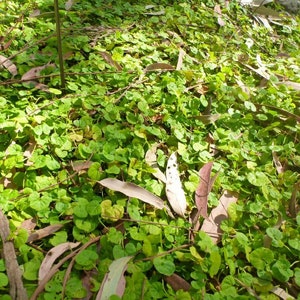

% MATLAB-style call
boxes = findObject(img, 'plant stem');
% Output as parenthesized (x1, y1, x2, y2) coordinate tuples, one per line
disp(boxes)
(54, 0, 66, 90)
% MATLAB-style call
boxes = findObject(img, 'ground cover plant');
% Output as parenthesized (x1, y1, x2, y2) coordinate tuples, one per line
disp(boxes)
(0, 0, 300, 299)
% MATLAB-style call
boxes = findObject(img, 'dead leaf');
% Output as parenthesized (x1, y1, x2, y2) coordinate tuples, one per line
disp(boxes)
(99, 51, 122, 71)
(193, 114, 221, 125)
(145, 63, 174, 72)
(21, 63, 55, 81)
(38, 242, 81, 282)
(176, 48, 185, 70)
(272, 151, 285, 174)
(164, 273, 191, 291)
(145, 144, 166, 183)
(65, 0, 75, 10)
(71, 160, 93, 172)
(0, 54, 18, 76)
(144, 6, 165, 16)
(27, 224, 64, 243)
(201, 190, 238, 244)
(271, 286, 295, 300)
(165, 153, 187, 217)
(20, 219, 37, 232)
(289, 182, 299, 218)
(96, 256, 133, 300)
(99, 178, 174, 217)
(243, 54, 271, 80)
(195, 162, 215, 219)
(29, 9, 41, 17)
(214, 4, 226, 26)
(24, 138, 37, 166)
(279, 80, 300, 91)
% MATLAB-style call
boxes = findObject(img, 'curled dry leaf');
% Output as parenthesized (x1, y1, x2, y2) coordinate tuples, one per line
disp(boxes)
(39, 242, 81, 282)
(165, 152, 187, 217)
(99, 178, 173, 217)
(96, 256, 133, 300)
(201, 190, 238, 244)
(0, 54, 18, 76)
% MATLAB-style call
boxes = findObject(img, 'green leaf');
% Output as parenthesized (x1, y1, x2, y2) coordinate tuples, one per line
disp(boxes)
(88, 162, 102, 180)
(75, 250, 98, 270)
(209, 250, 221, 277)
(288, 238, 300, 251)
(294, 268, 300, 287)
(153, 257, 175, 276)
(271, 259, 293, 282)
(0, 273, 8, 287)
(249, 248, 274, 270)
(247, 171, 270, 186)
(100, 200, 124, 221)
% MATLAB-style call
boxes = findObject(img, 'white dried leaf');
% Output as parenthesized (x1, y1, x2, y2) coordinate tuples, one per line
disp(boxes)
(165, 153, 187, 217)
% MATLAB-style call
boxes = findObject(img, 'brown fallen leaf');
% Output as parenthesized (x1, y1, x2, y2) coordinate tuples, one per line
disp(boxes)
(195, 162, 215, 219)
(145, 144, 167, 183)
(176, 48, 185, 70)
(99, 178, 174, 217)
(21, 63, 55, 81)
(272, 151, 286, 174)
(214, 4, 226, 26)
(145, 62, 174, 72)
(99, 51, 122, 71)
(71, 160, 93, 172)
(289, 182, 299, 218)
(27, 224, 63, 243)
(21, 218, 37, 232)
(164, 273, 191, 292)
(279, 80, 300, 91)
(201, 190, 238, 244)
(38, 242, 81, 282)
(0, 54, 18, 76)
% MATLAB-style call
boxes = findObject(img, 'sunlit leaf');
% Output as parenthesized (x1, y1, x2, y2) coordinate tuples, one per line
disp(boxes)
(165, 152, 187, 217)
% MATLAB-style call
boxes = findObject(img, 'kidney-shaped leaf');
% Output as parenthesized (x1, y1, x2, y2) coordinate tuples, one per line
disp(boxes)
(96, 256, 133, 300)
(99, 178, 173, 217)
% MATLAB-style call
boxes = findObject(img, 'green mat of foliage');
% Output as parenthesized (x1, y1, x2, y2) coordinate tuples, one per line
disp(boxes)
(0, 1, 299, 299)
